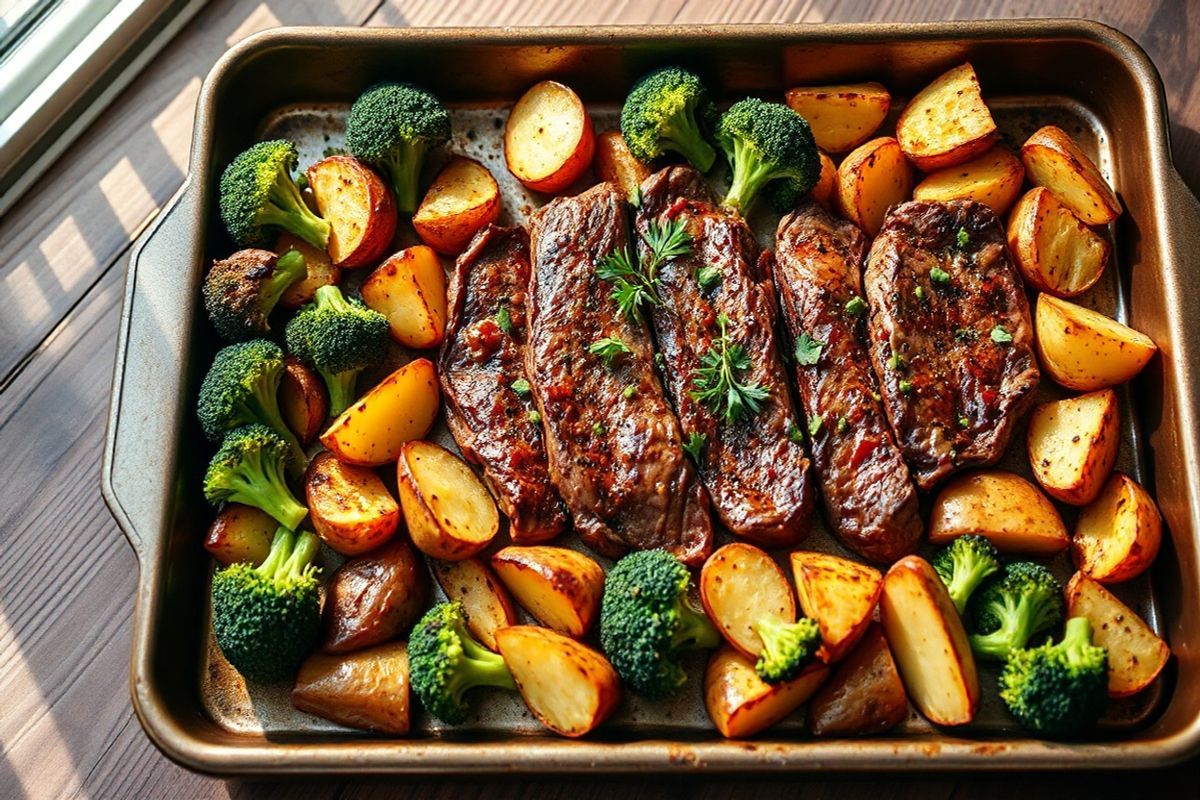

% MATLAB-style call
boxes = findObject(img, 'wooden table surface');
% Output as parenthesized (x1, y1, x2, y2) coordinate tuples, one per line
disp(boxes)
(2, 1, 1198, 797)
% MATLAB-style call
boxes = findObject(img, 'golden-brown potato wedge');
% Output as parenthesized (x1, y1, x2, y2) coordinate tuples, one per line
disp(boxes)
(704, 644, 830, 739)
(1027, 389, 1120, 506)
(896, 63, 997, 171)
(322, 538, 429, 653)
(880, 556, 979, 727)
(809, 151, 836, 207)
(928, 470, 1069, 555)
(700, 542, 796, 659)
(275, 233, 341, 309)
(785, 82, 891, 154)
(835, 137, 914, 236)
(204, 504, 275, 566)
(808, 624, 908, 737)
(320, 358, 439, 466)
(292, 642, 410, 734)
(1035, 294, 1157, 391)
(305, 451, 399, 555)
(1072, 472, 1162, 584)
(412, 157, 502, 255)
(790, 551, 883, 663)
(594, 129, 651, 202)
(1007, 187, 1110, 298)
(1021, 125, 1122, 225)
(280, 355, 328, 445)
(430, 557, 519, 651)
(505, 80, 595, 194)
(361, 246, 448, 349)
(491, 546, 604, 638)
(398, 440, 499, 560)
(495, 625, 619, 738)
(1065, 572, 1170, 697)
(913, 146, 1024, 216)
(306, 155, 397, 268)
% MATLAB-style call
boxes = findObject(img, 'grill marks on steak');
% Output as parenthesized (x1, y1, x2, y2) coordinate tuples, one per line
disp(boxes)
(438, 225, 568, 543)
(526, 182, 713, 565)
(774, 203, 921, 563)
(635, 166, 814, 547)
(864, 200, 1039, 489)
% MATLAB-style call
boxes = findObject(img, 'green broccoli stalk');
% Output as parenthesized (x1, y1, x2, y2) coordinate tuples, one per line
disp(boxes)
(931, 534, 1001, 615)
(203, 424, 308, 530)
(211, 527, 321, 681)
(620, 66, 717, 172)
(345, 82, 451, 214)
(754, 616, 822, 683)
(203, 248, 307, 341)
(999, 616, 1108, 737)
(716, 98, 820, 214)
(284, 285, 390, 417)
(219, 139, 330, 249)
(599, 549, 720, 698)
(408, 602, 516, 724)
(968, 561, 1065, 661)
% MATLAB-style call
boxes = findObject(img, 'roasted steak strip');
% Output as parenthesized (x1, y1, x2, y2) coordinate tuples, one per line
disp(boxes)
(864, 200, 1039, 489)
(438, 225, 568, 544)
(635, 166, 814, 547)
(526, 182, 713, 565)
(774, 203, 921, 563)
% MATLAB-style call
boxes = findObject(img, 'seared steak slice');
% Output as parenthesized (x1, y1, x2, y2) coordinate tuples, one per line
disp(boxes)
(636, 166, 814, 547)
(526, 182, 712, 565)
(864, 200, 1039, 489)
(439, 225, 568, 543)
(775, 203, 921, 563)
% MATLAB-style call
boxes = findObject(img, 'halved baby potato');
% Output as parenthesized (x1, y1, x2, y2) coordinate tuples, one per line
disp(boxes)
(505, 80, 595, 194)
(322, 538, 428, 653)
(1035, 294, 1157, 391)
(205, 503, 275, 566)
(1021, 125, 1122, 225)
(835, 137, 913, 236)
(1027, 389, 1120, 506)
(275, 233, 341, 309)
(704, 644, 830, 739)
(398, 440, 499, 561)
(790, 551, 882, 663)
(280, 356, 328, 445)
(320, 358, 440, 466)
(1073, 472, 1162, 584)
(412, 157, 502, 255)
(292, 641, 411, 735)
(306, 155, 397, 268)
(896, 63, 998, 171)
(1066, 572, 1170, 697)
(1007, 187, 1110, 298)
(809, 151, 836, 207)
(305, 451, 399, 556)
(784, 82, 891, 153)
(430, 557, 519, 651)
(808, 623, 908, 737)
(912, 145, 1025, 216)
(699, 542, 796, 659)
(928, 470, 1069, 555)
(361, 246, 448, 349)
(594, 129, 651, 203)
(491, 546, 604, 639)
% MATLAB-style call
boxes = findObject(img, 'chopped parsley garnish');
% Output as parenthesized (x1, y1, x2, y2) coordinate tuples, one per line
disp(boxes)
(495, 304, 513, 334)
(592, 421, 606, 436)
(787, 422, 805, 444)
(511, 378, 532, 396)
(887, 352, 906, 372)
(623, 384, 637, 399)
(956, 227, 970, 249)
(808, 415, 824, 437)
(958, 414, 970, 428)
(682, 431, 706, 463)
(690, 314, 770, 426)
(871, 390, 883, 402)
(654, 352, 666, 368)
(588, 336, 632, 367)
(914, 286, 927, 302)
(837, 416, 850, 434)
(793, 332, 824, 366)
(629, 184, 642, 209)
(527, 410, 542, 424)
(696, 265, 722, 290)
(930, 267, 951, 285)
(596, 217, 691, 320)
(898, 379, 913, 395)
(990, 325, 1013, 344)
(845, 295, 867, 316)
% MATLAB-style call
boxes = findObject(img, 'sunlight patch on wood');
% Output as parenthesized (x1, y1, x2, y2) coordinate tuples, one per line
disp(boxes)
(225, 3, 281, 47)
(152, 77, 202, 174)
(100, 158, 158, 236)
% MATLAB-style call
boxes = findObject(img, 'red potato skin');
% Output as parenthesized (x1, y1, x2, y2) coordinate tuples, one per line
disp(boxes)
(505, 81, 596, 194)
(322, 537, 430, 653)
(306, 155, 397, 269)
(280, 355, 328, 444)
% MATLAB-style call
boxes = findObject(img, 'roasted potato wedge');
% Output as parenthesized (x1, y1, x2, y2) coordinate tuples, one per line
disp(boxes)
(495, 625, 619, 738)
(808, 624, 908, 737)
(322, 538, 429, 653)
(809, 151, 836, 207)
(700, 542, 796, 659)
(491, 546, 604, 638)
(1035, 294, 1157, 391)
(790, 552, 883, 663)
(398, 440, 499, 560)
(1021, 125, 1122, 225)
(880, 556, 979, 727)
(361, 246, 448, 349)
(275, 233, 341, 309)
(1027, 389, 1120, 506)
(1073, 472, 1162, 584)
(594, 129, 651, 202)
(306, 155, 397, 268)
(412, 157, 502, 255)
(784, 82, 891, 153)
(835, 136, 914, 236)
(320, 359, 439, 466)
(204, 503, 275, 566)
(505, 80, 595, 194)
(1066, 572, 1170, 697)
(292, 642, 410, 734)
(430, 557, 519, 651)
(704, 645, 830, 739)
(896, 62, 997, 171)
(912, 145, 1024, 216)
(1007, 187, 1110, 298)
(305, 451, 399, 555)
(928, 470, 1069, 555)
(280, 356, 328, 445)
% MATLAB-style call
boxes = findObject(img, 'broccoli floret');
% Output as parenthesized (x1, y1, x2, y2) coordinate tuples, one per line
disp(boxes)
(219, 139, 330, 249)
(203, 248, 307, 341)
(754, 616, 822, 683)
(620, 67, 717, 172)
(999, 616, 1108, 737)
(408, 602, 515, 724)
(716, 98, 820, 214)
(211, 526, 321, 681)
(345, 82, 451, 214)
(203, 424, 307, 530)
(599, 549, 720, 698)
(764, 176, 808, 215)
(284, 285, 390, 417)
(932, 534, 1001, 615)
(968, 561, 1065, 661)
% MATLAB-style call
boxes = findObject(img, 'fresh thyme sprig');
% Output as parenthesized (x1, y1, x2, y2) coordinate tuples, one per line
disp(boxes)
(689, 314, 770, 425)
(596, 217, 692, 320)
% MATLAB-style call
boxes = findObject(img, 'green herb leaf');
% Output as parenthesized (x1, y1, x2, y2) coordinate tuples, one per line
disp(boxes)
(592, 421, 606, 436)
(808, 415, 824, 437)
(496, 305, 513, 334)
(930, 267, 951, 285)
(958, 414, 970, 428)
(887, 352, 906, 372)
(644, 216, 692, 264)
(990, 325, 1013, 344)
(682, 431, 707, 463)
(787, 422, 804, 444)
(845, 295, 867, 316)
(696, 265, 722, 290)
(689, 314, 771, 426)
(588, 337, 632, 367)
(956, 227, 970, 249)
(596, 217, 691, 320)
(914, 286, 926, 302)
(527, 409, 542, 424)
(511, 378, 532, 396)
(629, 184, 642, 209)
(623, 384, 637, 399)
(793, 332, 824, 366)
(871, 390, 882, 402)
(837, 416, 850, 434)
(899, 379, 913, 395)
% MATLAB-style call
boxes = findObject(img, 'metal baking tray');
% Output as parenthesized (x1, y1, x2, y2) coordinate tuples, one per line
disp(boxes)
(102, 20, 1200, 774)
